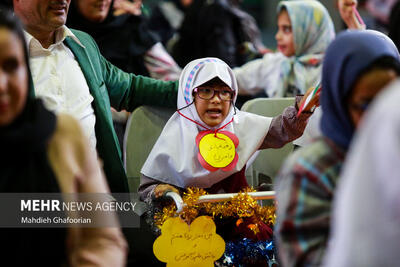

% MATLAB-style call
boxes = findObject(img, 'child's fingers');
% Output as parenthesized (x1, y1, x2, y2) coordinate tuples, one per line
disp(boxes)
(345, 0, 357, 6)
(154, 184, 179, 198)
(339, 0, 363, 29)
(154, 185, 165, 198)
(339, 0, 357, 7)
(155, 190, 163, 198)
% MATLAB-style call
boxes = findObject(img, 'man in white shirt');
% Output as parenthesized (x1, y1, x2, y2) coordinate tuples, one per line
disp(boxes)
(12, 0, 178, 194)
(26, 27, 98, 148)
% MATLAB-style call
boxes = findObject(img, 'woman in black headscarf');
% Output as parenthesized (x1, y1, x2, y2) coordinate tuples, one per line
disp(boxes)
(0, 8, 126, 266)
(67, 0, 181, 79)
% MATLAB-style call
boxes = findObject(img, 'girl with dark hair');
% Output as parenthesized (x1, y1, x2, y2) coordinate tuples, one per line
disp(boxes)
(234, 1, 335, 98)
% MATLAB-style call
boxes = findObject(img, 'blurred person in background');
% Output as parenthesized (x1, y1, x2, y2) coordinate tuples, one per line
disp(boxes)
(274, 30, 400, 267)
(0, 8, 127, 266)
(323, 77, 400, 267)
(233, 1, 335, 99)
(171, 0, 268, 68)
(68, 0, 182, 153)
(67, 0, 181, 81)
(365, 0, 398, 32)
(148, 0, 193, 50)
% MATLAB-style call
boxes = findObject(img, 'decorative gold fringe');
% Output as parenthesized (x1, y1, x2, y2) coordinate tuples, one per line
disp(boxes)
(154, 187, 275, 234)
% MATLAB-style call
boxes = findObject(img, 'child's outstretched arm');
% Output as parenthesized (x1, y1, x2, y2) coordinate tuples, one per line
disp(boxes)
(259, 96, 312, 149)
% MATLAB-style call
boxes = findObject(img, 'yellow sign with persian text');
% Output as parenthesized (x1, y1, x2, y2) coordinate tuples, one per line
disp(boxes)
(153, 216, 225, 267)
(199, 133, 235, 168)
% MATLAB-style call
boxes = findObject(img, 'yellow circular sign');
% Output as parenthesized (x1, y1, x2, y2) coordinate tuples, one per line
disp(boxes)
(198, 133, 236, 168)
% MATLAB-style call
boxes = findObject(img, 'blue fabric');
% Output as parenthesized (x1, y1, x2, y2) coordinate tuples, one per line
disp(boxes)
(320, 30, 399, 149)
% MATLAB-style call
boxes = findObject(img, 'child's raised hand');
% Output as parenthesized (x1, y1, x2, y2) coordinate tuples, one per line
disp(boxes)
(154, 184, 180, 198)
(113, 0, 142, 16)
(338, 0, 365, 29)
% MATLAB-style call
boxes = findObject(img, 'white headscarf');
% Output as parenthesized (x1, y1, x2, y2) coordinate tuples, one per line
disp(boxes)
(234, 1, 335, 97)
(275, 0, 335, 97)
(141, 58, 272, 188)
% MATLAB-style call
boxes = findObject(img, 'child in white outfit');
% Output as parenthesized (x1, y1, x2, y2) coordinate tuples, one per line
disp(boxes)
(139, 57, 311, 201)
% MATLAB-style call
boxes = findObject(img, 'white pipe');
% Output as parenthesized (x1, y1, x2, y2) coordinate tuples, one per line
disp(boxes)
(165, 191, 275, 213)
(165, 191, 185, 213)
(197, 191, 275, 203)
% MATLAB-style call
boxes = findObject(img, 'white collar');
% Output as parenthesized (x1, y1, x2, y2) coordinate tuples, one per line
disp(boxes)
(24, 25, 85, 52)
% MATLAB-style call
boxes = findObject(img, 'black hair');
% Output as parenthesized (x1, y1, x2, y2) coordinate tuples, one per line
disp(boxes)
(346, 55, 400, 113)
(278, 5, 288, 16)
(359, 56, 400, 77)
(0, 7, 29, 71)
(348, 56, 400, 96)
(279, 6, 287, 11)
(0, 7, 33, 109)
(1, 1, 13, 9)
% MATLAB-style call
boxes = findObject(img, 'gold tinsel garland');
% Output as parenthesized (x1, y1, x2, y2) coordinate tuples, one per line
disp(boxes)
(154, 187, 276, 232)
